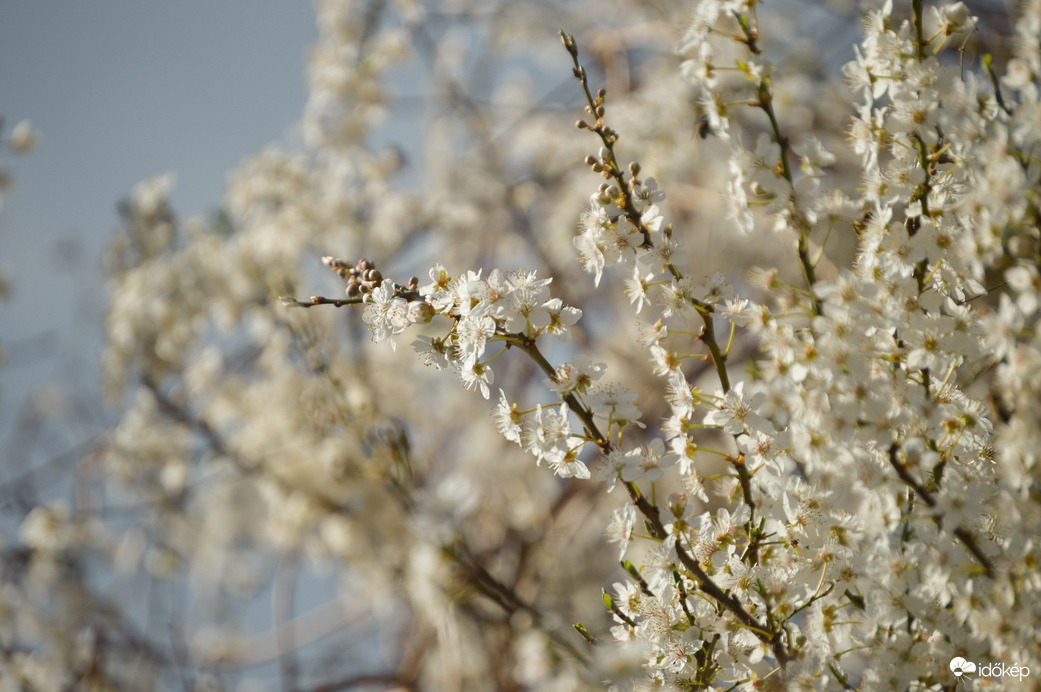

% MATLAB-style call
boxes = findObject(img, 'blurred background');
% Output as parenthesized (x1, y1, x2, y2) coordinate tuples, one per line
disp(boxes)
(0, 3, 316, 436)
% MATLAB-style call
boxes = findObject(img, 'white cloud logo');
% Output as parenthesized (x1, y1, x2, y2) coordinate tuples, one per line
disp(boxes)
(950, 657, 977, 677)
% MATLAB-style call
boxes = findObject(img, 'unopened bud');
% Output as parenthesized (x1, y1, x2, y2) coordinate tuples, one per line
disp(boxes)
(942, 1, 972, 31)
(407, 301, 435, 324)
(9, 120, 37, 153)
(559, 31, 577, 55)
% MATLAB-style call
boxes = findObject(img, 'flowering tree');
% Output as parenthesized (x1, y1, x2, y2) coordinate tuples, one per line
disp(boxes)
(4, 0, 1041, 689)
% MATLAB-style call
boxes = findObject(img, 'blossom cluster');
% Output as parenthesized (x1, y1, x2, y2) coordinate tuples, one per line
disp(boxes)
(568, 0, 1039, 685)
(339, 259, 612, 478)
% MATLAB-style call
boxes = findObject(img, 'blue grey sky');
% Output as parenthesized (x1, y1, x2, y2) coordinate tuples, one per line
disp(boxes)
(1, 4, 317, 429)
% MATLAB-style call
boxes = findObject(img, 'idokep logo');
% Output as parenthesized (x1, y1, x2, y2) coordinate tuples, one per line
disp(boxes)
(950, 656, 1031, 682)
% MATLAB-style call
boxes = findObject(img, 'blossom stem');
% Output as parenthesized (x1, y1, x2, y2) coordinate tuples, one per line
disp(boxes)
(281, 295, 362, 308)
(697, 309, 732, 394)
(563, 32, 655, 249)
(736, 3, 821, 312)
(662, 258, 760, 553)
(672, 570, 697, 627)
(661, 259, 734, 395)
(911, 0, 929, 61)
(983, 54, 1014, 116)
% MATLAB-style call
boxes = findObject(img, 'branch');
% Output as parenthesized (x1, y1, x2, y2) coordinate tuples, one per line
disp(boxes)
(280, 295, 361, 308)
(887, 444, 995, 578)
(514, 334, 790, 666)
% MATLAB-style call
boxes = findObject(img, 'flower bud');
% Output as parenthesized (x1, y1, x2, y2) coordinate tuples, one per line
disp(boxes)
(10, 120, 37, 153)
(942, 1, 971, 30)
(407, 301, 435, 324)
(666, 492, 688, 518)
